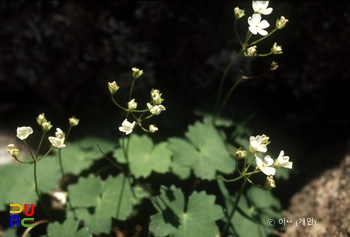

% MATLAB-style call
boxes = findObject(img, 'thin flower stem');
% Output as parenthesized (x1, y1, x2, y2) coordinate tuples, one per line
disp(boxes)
(97, 144, 128, 176)
(35, 132, 46, 158)
(33, 159, 52, 220)
(111, 94, 149, 113)
(221, 178, 248, 236)
(24, 140, 52, 219)
(249, 28, 278, 46)
(58, 149, 78, 220)
(35, 147, 53, 162)
(257, 52, 272, 57)
(129, 79, 136, 101)
(130, 108, 150, 113)
(65, 126, 72, 140)
(234, 19, 243, 47)
(23, 140, 35, 161)
(213, 77, 243, 125)
(217, 175, 244, 183)
(12, 156, 32, 164)
(213, 49, 244, 124)
(244, 32, 253, 46)
(126, 136, 131, 161)
(121, 134, 131, 164)
(144, 113, 155, 120)
(111, 95, 128, 111)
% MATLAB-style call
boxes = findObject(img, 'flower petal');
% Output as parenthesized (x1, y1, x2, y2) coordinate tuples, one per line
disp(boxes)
(263, 166, 276, 176)
(257, 29, 268, 36)
(259, 20, 270, 29)
(264, 155, 274, 166)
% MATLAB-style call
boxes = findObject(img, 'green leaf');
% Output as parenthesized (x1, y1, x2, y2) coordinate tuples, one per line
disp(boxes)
(169, 161, 191, 180)
(149, 185, 223, 237)
(194, 109, 235, 127)
(2, 228, 18, 237)
(0, 158, 61, 210)
(46, 218, 92, 237)
(113, 134, 172, 178)
(68, 174, 101, 207)
(168, 120, 235, 180)
(68, 174, 134, 235)
(223, 186, 285, 236)
(58, 136, 116, 175)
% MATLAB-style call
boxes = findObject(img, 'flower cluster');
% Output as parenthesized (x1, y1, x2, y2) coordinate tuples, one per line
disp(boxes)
(109, 68, 166, 135)
(7, 114, 80, 163)
(248, 1, 272, 36)
(249, 134, 293, 188)
(234, 1, 288, 58)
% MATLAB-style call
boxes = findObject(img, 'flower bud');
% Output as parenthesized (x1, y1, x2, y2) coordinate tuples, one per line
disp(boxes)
(69, 116, 80, 127)
(264, 175, 276, 189)
(276, 16, 289, 29)
(244, 46, 257, 57)
(128, 98, 138, 110)
(132, 67, 143, 80)
(149, 125, 158, 133)
(235, 148, 246, 159)
(37, 113, 46, 125)
(151, 89, 164, 105)
(8, 144, 20, 158)
(234, 7, 245, 19)
(271, 43, 282, 54)
(270, 61, 278, 71)
(42, 121, 53, 132)
(108, 81, 120, 94)
(261, 134, 270, 145)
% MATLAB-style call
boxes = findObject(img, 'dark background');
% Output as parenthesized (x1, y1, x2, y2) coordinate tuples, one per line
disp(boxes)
(0, 1, 349, 208)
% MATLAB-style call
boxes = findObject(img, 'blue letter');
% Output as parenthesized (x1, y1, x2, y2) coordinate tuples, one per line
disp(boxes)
(9, 214, 20, 228)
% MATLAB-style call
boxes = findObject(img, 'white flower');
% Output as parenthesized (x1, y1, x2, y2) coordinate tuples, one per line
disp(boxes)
(16, 126, 33, 140)
(252, 1, 273, 15)
(248, 14, 270, 36)
(151, 89, 164, 105)
(275, 150, 293, 169)
(52, 191, 68, 205)
(147, 103, 166, 115)
(119, 119, 136, 135)
(255, 152, 276, 176)
(127, 98, 138, 110)
(149, 125, 158, 133)
(55, 128, 65, 139)
(249, 135, 267, 153)
(48, 137, 66, 149)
